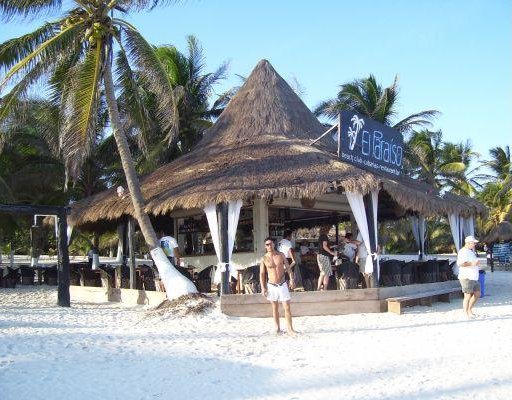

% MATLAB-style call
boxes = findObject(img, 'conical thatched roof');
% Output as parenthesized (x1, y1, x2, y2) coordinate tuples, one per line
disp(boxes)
(69, 60, 484, 229)
(483, 221, 512, 243)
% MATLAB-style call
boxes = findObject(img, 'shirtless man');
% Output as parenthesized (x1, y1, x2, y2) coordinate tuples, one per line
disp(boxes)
(260, 237, 296, 335)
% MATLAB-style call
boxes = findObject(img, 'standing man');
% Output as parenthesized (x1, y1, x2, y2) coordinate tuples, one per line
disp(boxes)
(159, 231, 181, 268)
(317, 225, 336, 291)
(260, 237, 296, 335)
(457, 236, 481, 318)
(278, 230, 297, 284)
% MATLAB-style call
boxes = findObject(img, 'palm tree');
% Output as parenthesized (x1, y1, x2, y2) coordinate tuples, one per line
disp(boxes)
(477, 146, 512, 234)
(484, 145, 511, 181)
(0, 99, 66, 204)
(0, 0, 197, 297)
(314, 74, 439, 135)
(120, 35, 228, 175)
(405, 130, 484, 195)
(478, 182, 512, 233)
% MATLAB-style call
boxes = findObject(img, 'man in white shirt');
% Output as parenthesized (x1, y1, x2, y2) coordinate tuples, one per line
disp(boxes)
(278, 230, 297, 284)
(457, 235, 481, 318)
(159, 232, 181, 267)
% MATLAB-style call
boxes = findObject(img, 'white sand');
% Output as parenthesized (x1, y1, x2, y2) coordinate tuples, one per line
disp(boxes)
(1, 272, 511, 400)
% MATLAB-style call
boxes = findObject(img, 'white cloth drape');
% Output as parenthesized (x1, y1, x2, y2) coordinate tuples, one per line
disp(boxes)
(410, 216, 420, 249)
(448, 213, 462, 275)
(462, 216, 475, 238)
(205, 201, 242, 285)
(204, 204, 222, 284)
(410, 215, 427, 259)
(448, 213, 462, 251)
(228, 200, 243, 258)
(371, 190, 380, 278)
(67, 226, 73, 245)
(346, 191, 379, 275)
(116, 224, 125, 263)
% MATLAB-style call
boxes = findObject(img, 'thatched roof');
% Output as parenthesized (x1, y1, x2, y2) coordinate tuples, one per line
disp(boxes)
(483, 221, 512, 243)
(440, 192, 487, 218)
(69, 60, 484, 229)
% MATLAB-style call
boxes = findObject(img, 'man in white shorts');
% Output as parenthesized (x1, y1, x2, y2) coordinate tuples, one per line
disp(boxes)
(457, 235, 481, 318)
(260, 237, 296, 334)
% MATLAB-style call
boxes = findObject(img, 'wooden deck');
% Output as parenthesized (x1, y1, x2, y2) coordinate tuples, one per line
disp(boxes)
(220, 280, 461, 317)
(70, 285, 167, 306)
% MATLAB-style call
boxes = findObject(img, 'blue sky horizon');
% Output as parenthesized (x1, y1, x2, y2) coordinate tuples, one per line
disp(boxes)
(1, 0, 510, 162)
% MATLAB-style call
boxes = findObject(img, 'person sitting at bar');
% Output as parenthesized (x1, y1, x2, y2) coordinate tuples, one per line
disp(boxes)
(299, 240, 310, 256)
(317, 225, 336, 291)
(341, 232, 360, 262)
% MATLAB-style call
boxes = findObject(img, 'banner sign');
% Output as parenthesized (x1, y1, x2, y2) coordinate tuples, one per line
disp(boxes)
(339, 111, 404, 177)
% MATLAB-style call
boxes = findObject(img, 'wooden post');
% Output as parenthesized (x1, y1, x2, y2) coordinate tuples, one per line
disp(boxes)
(337, 113, 342, 157)
(363, 193, 379, 288)
(57, 210, 71, 307)
(128, 217, 136, 289)
(418, 217, 424, 261)
(217, 202, 230, 295)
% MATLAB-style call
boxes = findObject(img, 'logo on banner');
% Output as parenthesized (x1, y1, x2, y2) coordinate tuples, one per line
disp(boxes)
(347, 115, 364, 150)
(340, 111, 404, 177)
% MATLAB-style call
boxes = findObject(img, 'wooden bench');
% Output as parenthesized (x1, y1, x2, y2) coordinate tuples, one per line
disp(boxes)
(387, 287, 461, 315)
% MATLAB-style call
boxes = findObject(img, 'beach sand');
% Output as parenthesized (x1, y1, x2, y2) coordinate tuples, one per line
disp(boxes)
(1, 272, 511, 400)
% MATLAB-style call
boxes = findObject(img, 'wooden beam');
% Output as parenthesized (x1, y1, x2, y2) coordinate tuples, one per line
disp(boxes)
(217, 202, 230, 295)
(128, 218, 136, 289)
(0, 204, 69, 216)
(363, 193, 379, 287)
(57, 210, 70, 307)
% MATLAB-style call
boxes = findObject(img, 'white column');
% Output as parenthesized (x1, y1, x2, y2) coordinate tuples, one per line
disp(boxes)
(252, 198, 269, 255)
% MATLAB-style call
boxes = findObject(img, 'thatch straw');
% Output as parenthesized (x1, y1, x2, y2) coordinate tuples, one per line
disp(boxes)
(483, 221, 512, 243)
(69, 60, 484, 228)
(144, 293, 215, 319)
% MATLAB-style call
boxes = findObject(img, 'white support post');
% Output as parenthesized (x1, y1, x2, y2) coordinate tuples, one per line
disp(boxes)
(252, 198, 269, 255)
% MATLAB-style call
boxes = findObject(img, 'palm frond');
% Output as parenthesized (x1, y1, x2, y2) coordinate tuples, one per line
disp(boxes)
(0, 21, 56, 72)
(0, 0, 61, 21)
(0, 19, 85, 91)
(393, 110, 440, 134)
(61, 42, 104, 180)
(0, 59, 48, 124)
(115, 45, 153, 156)
(120, 24, 179, 144)
(314, 98, 345, 120)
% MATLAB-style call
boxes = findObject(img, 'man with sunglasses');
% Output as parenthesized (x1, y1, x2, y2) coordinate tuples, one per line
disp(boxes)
(260, 237, 296, 335)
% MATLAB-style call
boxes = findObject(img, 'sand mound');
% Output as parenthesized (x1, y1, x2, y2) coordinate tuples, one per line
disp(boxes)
(145, 293, 216, 319)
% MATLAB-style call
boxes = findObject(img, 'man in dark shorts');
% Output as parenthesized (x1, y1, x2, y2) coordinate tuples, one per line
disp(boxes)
(456, 236, 481, 318)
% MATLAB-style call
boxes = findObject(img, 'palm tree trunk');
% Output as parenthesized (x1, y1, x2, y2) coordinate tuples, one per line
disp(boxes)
(103, 61, 197, 298)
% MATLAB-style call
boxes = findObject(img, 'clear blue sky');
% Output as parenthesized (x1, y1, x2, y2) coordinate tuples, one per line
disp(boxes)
(1, 0, 511, 160)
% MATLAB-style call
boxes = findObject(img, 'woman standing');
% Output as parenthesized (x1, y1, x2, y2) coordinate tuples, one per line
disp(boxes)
(317, 225, 336, 290)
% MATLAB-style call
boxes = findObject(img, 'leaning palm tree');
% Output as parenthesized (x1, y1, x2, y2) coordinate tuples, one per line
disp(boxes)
(315, 74, 439, 135)
(0, 0, 197, 297)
